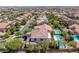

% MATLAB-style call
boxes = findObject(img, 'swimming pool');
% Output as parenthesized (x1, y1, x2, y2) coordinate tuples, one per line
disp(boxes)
(59, 43, 66, 49)
(71, 35, 79, 42)
(54, 35, 64, 41)
(53, 35, 66, 49)
(54, 29, 62, 35)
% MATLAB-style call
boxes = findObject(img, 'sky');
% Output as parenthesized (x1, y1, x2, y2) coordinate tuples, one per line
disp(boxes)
(0, 0, 79, 6)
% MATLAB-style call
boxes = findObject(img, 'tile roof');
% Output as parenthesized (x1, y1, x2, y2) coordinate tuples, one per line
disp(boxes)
(16, 13, 32, 21)
(34, 24, 52, 31)
(0, 32, 5, 36)
(69, 24, 79, 33)
(31, 28, 48, 38)
(0, 22, 10, 29)
(37, 15, 48, 24)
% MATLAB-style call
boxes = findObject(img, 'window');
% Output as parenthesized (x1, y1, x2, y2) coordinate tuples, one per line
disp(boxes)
(23, 36, 27, 41)
(34, 38, 37, 41)
(29, 39, 31, 41)
(40, 39, 43, 41)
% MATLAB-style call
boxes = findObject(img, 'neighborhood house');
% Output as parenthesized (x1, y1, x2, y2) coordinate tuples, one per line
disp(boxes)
(30, 28, 51, 43)
(0, 22, 10, 38)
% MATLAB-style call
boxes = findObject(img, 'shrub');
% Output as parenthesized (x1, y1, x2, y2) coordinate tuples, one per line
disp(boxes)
(68, 41, 77, 48)
(26, 44, 37, 52)
(5, 39, 23, 52)
(23, 28, 32, 33)
(0, 41, 7, 52)
(16, 32, 23, 36)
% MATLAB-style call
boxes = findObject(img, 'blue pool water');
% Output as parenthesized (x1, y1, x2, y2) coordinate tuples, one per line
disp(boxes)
(54, 35, 64, 41)
(59, 43, 66, 49)
(54, 29, 62, 35)
(48, 38, 51, 40)
(54, 35, 66, 49)
(71, 35, 79, 42)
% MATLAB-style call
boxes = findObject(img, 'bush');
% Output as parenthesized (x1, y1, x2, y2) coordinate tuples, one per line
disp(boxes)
(9, 25, 16, 34)
(5, 39, 23, 52)
(0, 41, 7, 52)
(26, 44, 38, 53)
(68, 41, 77, 48)
(40, 40, 49, 52)
(21, 19, 27, 25)
(4, 30, 11, 38)
(49, 40, 58, 49)
(15, 22, 21, 28)
(16, 32, 23, 36)
(23, 28, 32, 33)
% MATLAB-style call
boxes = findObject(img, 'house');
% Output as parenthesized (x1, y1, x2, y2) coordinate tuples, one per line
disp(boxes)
(73, 11, 79, 18)
(69, 24, 79, 33)
(0, 22, 10, 38)
(36, 15, 49, 25)
(24, 24, 52, 43)
(24, 12, 32, 19)
(0, 32, 5, 39)
(16, 16, 24, 21)
(0, 22, 10, 32)
(34, 24, 52, 32)
(16, 12, 32, 22)
(74, 13, 79, 18)
(30, 28, 51, 43)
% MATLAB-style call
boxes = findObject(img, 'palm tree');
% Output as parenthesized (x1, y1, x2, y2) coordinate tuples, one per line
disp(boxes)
(49, 40, 57, 49)
(35, 44, 42, 53)
(59, 40, 67, 46)
(53, 20, 60, 28)
(26, 44, 37, 53)
(67, 41, 77, 50)
(62, 31, 71, 42)
(40, 40, 49, 53)
(21, 19, 27, 25)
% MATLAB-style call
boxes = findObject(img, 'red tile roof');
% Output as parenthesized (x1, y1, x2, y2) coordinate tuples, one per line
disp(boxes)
(69, 24, 79, 33)
(34, 24, 52, 31)
(31, 28, 48, 38)
(0, 22, 10, 29)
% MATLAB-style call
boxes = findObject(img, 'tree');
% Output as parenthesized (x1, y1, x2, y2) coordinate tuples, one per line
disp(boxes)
(53, 20, 60, 28)
(15, 22, 20, 28)
(0, 41, 7, 52)
(49, 40, 58, 49)
(26, 44, 37, 52)
(40, 40, 49, 52)
(21, 19, 27, 25)
(62, 31, 71, 42)
(47, 14, 62, 28)
(23, 28, 32, 34)
(5, 38, 23, 52)
(31, 20, 37, 28)
(15, 32, 23, 36)
(9, 25, 16, 34)
(35, 44, 42, 53)
(68, 41, 77, 48)
(4, 30, 11, 38)
(50, 31, 54, 37)
(60, 40, 67, 45)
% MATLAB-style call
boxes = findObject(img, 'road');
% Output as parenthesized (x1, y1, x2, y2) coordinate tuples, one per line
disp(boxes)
(20, 16, 35, 33)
